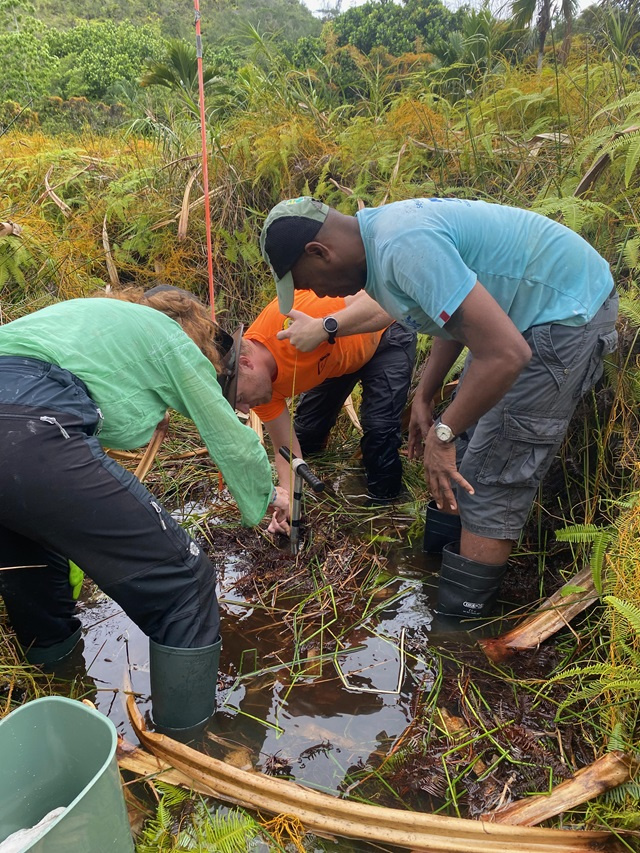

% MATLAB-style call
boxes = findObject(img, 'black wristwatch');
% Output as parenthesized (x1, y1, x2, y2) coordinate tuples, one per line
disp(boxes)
(322, 316, 338, 344)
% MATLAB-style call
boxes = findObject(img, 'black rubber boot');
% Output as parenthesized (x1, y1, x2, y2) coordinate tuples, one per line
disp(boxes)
(150, 636, 221, 734)
(423, 500, 462, 554)
(436, 543, 507, 618)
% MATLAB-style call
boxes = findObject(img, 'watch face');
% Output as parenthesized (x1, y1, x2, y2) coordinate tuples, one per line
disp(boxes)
(435, 423, 454, 442)
(323, 317, 338, 334)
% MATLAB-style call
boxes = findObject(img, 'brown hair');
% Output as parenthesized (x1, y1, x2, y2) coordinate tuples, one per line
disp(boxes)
(100, 286, 222, 372)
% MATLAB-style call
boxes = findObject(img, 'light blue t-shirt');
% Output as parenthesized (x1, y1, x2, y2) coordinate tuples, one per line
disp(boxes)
(357, 198, 613, 338)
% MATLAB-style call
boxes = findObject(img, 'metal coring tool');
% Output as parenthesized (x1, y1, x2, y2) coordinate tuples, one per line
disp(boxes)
(279, 446, 325, 555)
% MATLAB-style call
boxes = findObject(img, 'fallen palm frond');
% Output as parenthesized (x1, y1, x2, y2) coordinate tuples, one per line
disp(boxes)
(124, 693, 621, 852)
(480, 565, 598, 663)
(575, 125, 640, 197)
(0, 221, 21, 237)
(43, 166, 72, 217)
(481, 751, 637, 826)
(134, 412, 171, 482)
(342, 394, 363, 433)
(177, 168, 200, 240)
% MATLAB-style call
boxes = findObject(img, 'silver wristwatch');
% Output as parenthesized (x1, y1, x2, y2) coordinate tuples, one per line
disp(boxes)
(434, 419, 456, 443)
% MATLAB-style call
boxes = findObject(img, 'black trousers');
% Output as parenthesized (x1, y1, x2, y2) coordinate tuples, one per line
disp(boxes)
(294, 322, 416, 499)
(0, 357, 220, 654)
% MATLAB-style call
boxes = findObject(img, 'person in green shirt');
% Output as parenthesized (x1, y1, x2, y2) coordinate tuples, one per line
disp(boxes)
(0, 287, 287, 734)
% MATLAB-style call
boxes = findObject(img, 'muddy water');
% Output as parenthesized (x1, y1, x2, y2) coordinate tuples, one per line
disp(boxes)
(54, 509, 495, 799)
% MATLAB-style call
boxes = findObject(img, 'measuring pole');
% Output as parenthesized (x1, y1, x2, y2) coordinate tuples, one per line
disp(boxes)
(193, 0, 216, 320)
(279, 446, 325, 555)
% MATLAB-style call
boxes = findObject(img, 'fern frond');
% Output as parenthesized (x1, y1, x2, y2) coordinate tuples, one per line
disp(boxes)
(624, 134, 640, 187)
(621, 236, 640, 272)
(604, 595, 640, 637)
(607, 721, 629, 752)
(555, 523, 611, 544)
(593, 90, 640, 121)
(604, 781, 640, 806)
(200, 808, 262, 852)
(590, 531, 610, 594)
(530, 197, 612, 232)
(547, 661, 615, 682)
(618, 295, 640, 327)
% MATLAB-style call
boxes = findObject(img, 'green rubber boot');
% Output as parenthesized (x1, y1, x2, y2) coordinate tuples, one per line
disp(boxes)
(436, 543, 507, 618)
(149, 636, 221, 734)
(24, 626, 83, 666)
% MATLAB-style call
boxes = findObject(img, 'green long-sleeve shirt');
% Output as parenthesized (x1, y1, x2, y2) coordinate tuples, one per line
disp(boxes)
(0, 298, 273, 526)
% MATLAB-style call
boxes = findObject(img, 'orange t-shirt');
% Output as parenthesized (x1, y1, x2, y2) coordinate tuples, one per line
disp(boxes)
(246, 291, 386, 423)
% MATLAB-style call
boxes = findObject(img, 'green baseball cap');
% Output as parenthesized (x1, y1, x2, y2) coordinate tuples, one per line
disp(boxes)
(259, 197, 329, 314)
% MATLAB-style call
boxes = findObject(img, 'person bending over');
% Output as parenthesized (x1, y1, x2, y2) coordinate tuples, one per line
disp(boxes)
(258, 196, 618, 618)
(228, 290, 416, 532)
(0, 287, 287, 732)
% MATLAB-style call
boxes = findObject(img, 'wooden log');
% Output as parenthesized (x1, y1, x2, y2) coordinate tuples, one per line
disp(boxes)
(124, 693, 622, 852)
(480, 565, 598, 663)
(481, 751, 636, 826)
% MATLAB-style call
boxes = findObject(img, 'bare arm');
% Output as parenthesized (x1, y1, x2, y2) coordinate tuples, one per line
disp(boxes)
(276, 291, 393, 352)
(416, 282, 531, 511)
(264, 408, 303, 490)
(407, 337, 464, 460)
(437, 282, 531, 435)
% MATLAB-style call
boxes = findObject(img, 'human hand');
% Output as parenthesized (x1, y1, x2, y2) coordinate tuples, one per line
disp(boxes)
(267, 507, 291, 535)
(423, 429, 474, 511)
(276, 309, 327, 352)
(267, 486, 290, 535)
(408, 393, 435, 460)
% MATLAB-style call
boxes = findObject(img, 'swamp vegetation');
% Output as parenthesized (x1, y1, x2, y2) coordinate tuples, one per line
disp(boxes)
(2, 1, 640, 848)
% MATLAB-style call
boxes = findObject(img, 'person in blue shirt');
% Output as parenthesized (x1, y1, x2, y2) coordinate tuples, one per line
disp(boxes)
(259, 196, 619, 619)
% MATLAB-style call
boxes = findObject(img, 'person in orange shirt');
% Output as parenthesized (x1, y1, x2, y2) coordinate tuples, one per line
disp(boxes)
(232, 291, 417, 531)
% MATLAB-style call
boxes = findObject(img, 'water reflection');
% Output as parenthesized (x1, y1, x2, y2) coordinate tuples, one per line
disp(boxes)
(49, 518, 498, 797)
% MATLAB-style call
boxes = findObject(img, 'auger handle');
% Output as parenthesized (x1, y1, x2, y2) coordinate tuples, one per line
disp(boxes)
(279, 446, 325, 493)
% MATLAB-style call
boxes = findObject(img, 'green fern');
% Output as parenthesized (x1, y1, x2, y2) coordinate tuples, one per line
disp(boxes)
(603, 780, 640, 806)
(620, 236, 640, 272)
(618, 294, 640, 327)
(555, 523, 613, 594)
(604, 595, 640, 636)
(547, 593, 640, 717)
(530, 197, 612, 233)
(136, 782, 265, 853)
(607, 721, 628, 752)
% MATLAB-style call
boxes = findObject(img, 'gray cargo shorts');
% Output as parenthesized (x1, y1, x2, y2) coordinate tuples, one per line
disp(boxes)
(455, 290, 618, 540)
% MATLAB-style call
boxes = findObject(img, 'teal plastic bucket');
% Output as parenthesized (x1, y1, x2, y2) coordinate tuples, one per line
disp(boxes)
(0, 696, 134, 852)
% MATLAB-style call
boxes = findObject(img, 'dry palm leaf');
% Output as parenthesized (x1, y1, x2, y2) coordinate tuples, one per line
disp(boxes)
(43, 166, 72, 217)
(177, 168, 200, 241)
(482, 751, 636, 826)
(123, 693, 621, 852)
(480, 565, 598, 663)
(0, 221, 21, 238)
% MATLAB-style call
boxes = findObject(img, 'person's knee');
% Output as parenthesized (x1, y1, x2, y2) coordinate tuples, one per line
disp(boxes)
(295, 424, 329, 456)
(106, 548, 220, 649)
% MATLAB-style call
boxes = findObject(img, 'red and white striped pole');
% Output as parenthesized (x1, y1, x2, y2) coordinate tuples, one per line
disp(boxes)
(193, 0, 216, 320)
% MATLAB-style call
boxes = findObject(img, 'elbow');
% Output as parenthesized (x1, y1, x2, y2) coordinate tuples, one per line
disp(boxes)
(509, 338, 532, 379)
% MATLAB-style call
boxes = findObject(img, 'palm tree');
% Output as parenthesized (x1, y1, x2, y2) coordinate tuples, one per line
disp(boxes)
(511, 0, 577, 70)
(140, 39, 225, 116)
